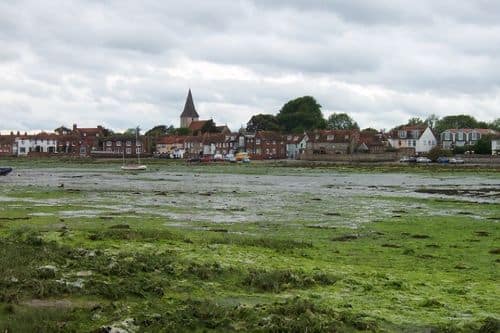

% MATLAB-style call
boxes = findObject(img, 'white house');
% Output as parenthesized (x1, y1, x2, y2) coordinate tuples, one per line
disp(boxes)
(492, 136, 500, 155)
(14, 134, 58, 156)
(286, 133, 308, 159)
(388, 126, 437, 154)
(440, 128, 498, 149)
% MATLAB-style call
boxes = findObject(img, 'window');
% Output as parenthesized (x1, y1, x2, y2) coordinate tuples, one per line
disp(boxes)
(287, 135, 292, 140)
(327, 135, 334, 141)
(116, 141, 122, 147)
(126, 141, 131, 146)
(136, 148, 141, 154)
(398, 130, 407, 138)
(457, 132, 465, 141)
(20, 147, 26, 153)
(106, 141, 112, 146)
(126, 148, 132, 154)
(256, 139, 261, 145)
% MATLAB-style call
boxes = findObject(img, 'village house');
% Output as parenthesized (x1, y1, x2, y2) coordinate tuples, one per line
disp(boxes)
(285, 133, 308, 159)
(94, 134, 148, 157)
(13, 132, 59, 156)
(156, 136, 186, 158)
(52, 124, 107, 156)
(388, 126, 437, 154)
(440, 128, 498, 149)
(357, 131, 387, 153)
(245, 131, 286, 159)
(0, 133, 15, 156)
(305, 130, 359, 155)
(184, 135, 204, 158)
(492, 135, 500, 155)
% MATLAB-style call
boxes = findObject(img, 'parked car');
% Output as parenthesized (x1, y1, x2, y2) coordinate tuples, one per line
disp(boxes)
(450, 158, 465, 164)
(187, 157, 201, 163)
(436, 156, 449, 164)
(416, 157, 431, 163)
(242, 157, 251, 163)
(200, 155, 212, 163)
(399, 156, 411, 163)
(213, 153, 224, 161)
(224, 154, 235, 162)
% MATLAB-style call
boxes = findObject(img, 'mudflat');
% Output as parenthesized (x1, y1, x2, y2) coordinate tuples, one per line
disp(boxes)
(0, 161, 498, 332)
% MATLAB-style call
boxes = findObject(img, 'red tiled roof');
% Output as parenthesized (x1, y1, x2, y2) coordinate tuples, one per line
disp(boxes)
(307, 130, 358, 143)
(188, 120, 208, 132)
(157, 136, 186, 144)
(442, 128, 498, 135)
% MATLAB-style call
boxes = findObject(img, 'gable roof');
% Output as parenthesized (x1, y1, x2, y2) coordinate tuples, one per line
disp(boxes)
(180, 89, 199, 118)
(188, 120, 208, 132)
(307, 130, 358, 144)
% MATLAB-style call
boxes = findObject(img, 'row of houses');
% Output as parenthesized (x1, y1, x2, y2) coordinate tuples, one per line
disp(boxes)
(1, 124, 499, 159)
(0, 124, 148, 157)
(154, 129, 387, 160)
(155, 124, 500, 159)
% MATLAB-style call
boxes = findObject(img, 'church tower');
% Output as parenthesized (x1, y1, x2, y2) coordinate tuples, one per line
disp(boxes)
(180, 89, 199, 128)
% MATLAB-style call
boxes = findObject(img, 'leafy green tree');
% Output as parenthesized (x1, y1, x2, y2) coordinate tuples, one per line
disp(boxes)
(124, 127, 140, 136)
(361, 128, 379, 134)
(200, 120, 219, 134)
(145, 125, 171, 152)
(424, 114, 440, 129)
(407, 117, 424, 126)
(489, 118, 500, 131)
(427, 146, 452, 161)
(145, 125, 168, 137)
(246, 114, 281, 132)
(327, 113, 359, 130)
(474, 135, 492, 155)
(434, 115, 478, 134)
(276, 96, 326, 133)
(172, 127, 190, 136)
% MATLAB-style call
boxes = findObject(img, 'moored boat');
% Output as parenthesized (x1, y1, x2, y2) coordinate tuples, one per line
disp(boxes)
(0, 167, 13, 176)
(121, 164, 147, 171)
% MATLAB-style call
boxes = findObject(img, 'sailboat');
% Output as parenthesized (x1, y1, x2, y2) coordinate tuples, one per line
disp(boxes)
(121, 127, 147, 171)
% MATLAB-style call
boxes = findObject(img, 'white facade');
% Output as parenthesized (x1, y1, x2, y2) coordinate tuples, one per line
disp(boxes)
(415, 127, 437, 153)
(388, 127, 436, 153)
(14, 137, 58, 156)
(286, 135, 308, 159)
(492, 138, 500, 155)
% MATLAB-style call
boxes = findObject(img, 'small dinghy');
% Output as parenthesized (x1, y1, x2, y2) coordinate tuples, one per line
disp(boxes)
(121, 164, 147, 171)
(0, 167, 13, 176)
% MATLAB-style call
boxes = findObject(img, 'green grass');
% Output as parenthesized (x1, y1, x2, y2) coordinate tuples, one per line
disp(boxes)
(0, 162, 499, 332)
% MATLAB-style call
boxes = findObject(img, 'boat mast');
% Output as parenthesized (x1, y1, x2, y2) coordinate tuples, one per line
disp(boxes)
(136, 126, 141, 164)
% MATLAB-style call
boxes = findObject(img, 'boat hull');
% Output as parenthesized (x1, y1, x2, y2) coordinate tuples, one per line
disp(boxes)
(121, 165, 147, 171)
(0, 167, 13, 176)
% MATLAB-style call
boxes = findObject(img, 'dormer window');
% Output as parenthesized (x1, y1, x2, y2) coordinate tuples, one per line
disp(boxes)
(398, 130, 407, 138)
(287, 135, 292, 140)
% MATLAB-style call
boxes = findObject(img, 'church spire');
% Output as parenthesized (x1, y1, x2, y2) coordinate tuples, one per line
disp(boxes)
(180, 89, 199, 118)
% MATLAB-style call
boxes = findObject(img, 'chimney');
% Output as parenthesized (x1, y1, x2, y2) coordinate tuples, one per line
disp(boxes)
(17, 131, 20, 136)
(73, 124, 77, 131)
(10, 131, 14, 136)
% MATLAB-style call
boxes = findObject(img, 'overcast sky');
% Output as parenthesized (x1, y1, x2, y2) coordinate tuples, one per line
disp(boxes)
(1, 0, 499, 133)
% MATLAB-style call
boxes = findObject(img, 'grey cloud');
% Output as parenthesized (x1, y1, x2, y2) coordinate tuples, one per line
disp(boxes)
(0, 0, 499, 133)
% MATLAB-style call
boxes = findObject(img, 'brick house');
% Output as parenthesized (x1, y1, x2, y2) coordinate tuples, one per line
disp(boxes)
(94, 135, 148, 157)
(0, 133, 15, 156)
(184, 136, 204, 158)
(305, 130, 360, 155)
(245, 131, 286, 159)
(357, 131, 387, 153)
